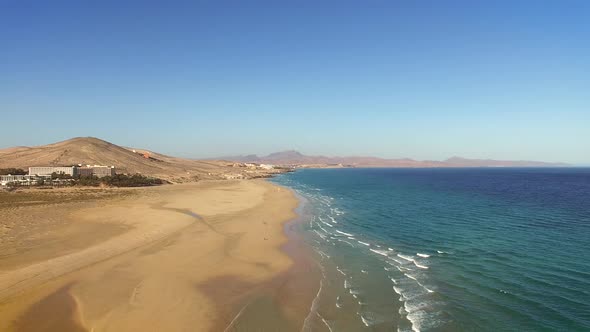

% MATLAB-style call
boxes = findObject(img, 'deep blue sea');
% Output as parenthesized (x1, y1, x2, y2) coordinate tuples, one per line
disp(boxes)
(272, 168, 590, 332)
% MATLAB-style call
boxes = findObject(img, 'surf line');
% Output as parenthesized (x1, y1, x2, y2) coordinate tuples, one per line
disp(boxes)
(223, 300, 253, 332)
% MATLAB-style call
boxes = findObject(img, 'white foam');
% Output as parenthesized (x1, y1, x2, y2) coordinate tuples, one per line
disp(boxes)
(316, 250, 330, 259)
(390, 277, 398, 284)
(406, 309, 429, 332)
(403, 274, 435, 294)
(394, 284, 425, 301)
(437, 250, 448, 254)
(328, 215, 337, 224)
(358, 240, 370, 246)
(318, 218, 329, 227)
(388, 248, 394, 251)
(336, 266, 346, 276)
(338, 239, 355, 247)
(335, 230, 353, 237)
(395, 254, 429, 269)
(390, 257, 405, 265)
(417, 253, 430, 258)
(313, 230, 327, 240)
(413, 262, 429, 269)
(360, 314, 371, 327)
(404, 300, 430, 314)
(316, 223, 329, 234)
(301, 276, 323, 332)
(361, 269, 368, 274)
(344, 279, 350, 289)
(317, 312, 334, 332)
(370, 248, 390, 257)
(398, 254, 414, 262)
(399, 305, 407, 315)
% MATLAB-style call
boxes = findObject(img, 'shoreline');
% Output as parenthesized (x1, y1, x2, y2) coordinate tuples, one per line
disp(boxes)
(0, 179, 318, 331)
(215, 189, 322, 332)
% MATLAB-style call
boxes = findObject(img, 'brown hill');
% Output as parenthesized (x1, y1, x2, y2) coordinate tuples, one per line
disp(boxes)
(0, 137, 268, 182)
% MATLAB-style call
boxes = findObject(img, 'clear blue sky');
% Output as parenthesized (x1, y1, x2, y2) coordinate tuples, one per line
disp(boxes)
(1, 1, 589, 163)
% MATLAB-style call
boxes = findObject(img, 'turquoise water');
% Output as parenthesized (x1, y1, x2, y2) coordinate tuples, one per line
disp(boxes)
(273, 168, 590, 331)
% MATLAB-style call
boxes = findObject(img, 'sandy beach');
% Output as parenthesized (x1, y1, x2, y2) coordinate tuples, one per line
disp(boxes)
(0, 180, 317, 332)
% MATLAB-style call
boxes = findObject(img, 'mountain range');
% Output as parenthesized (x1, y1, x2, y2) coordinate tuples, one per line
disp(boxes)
(224, 150, 569, 168)
(0, 138, 569, 183)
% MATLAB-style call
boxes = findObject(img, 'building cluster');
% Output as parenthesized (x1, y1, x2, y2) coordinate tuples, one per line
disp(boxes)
(1, 165, 116, 187)
(231, 163, 276, 170)
(74, 165, 116, 178)
(0, 174, 50, 186)
(28, 166, 78, 177)
(28, 165, 116, 178)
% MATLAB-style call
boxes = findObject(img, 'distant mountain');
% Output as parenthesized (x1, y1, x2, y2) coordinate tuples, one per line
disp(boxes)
(1, 138, 567, 182)
(224, 151, 569, 168)
(266, 150, 306, 161)
(442, 156, 568, 167)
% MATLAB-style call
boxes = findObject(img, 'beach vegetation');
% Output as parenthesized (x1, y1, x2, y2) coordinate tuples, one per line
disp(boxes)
(0, 168, 27, 175)
(77, 174, 164, 187)
(51, 172, 73, 179)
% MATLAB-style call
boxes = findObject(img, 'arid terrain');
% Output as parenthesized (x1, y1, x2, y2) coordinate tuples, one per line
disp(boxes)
(0, 137, 567, 181)
(0, 137, 288, 182)
(0, 180, 315, 332)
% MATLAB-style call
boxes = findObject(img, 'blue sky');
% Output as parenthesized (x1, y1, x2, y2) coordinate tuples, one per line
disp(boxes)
(1, 1, 589, 163)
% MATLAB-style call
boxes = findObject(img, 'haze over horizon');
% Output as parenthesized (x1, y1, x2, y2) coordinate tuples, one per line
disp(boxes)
(1, 1, 589, 164)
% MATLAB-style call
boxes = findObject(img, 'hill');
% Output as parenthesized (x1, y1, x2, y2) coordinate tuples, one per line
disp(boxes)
(226, 151, 569, 168)
(0, 137, 280, 182)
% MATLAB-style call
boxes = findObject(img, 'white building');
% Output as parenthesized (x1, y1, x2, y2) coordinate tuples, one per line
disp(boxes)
(1, 175, 24, 186)
(90, 165, 115, 177)
(0, 174, 50, 186)
(29, 166, 78, 177)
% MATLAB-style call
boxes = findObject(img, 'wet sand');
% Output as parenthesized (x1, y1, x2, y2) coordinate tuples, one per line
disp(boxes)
(0, 180, 318, 331)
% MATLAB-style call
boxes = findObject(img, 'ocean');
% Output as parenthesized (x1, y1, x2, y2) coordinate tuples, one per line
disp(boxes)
(272, 168, 590, 332)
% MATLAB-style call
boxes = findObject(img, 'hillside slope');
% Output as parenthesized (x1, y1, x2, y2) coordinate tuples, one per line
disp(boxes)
(0, 137, 267, 182)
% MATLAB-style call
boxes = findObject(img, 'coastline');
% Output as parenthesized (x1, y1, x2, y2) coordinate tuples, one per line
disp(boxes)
(0, 179, 318, 331)
(217, 190, 322, 332)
